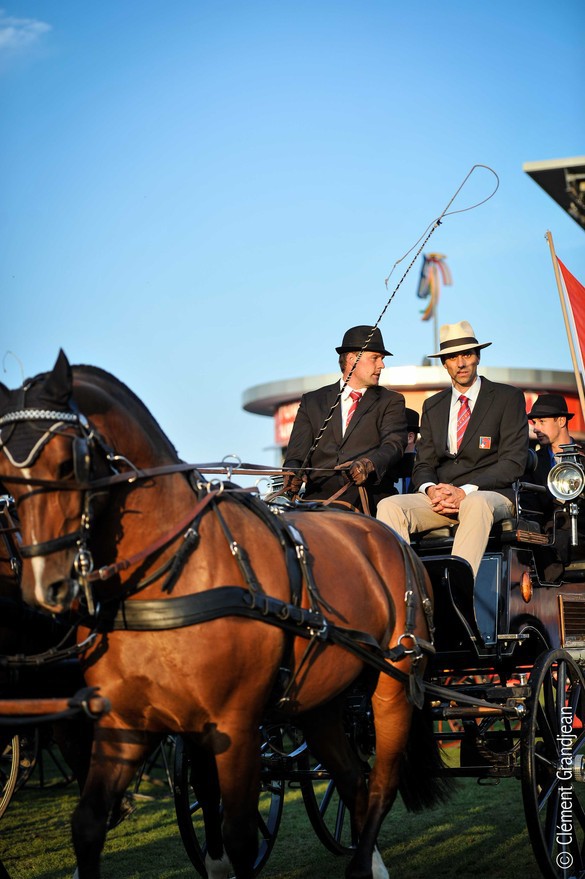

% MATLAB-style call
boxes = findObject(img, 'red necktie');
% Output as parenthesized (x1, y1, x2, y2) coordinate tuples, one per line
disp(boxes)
(456, 395, 471, 450)
(345, 390, 362, 430)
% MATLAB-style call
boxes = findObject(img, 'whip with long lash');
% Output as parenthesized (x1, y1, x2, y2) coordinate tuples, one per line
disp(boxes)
(296, 163, 500, 477)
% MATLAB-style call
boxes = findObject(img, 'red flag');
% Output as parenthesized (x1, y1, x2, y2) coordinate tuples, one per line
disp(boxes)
(546, 232, 585, 422)
(558, 257, 585, 369)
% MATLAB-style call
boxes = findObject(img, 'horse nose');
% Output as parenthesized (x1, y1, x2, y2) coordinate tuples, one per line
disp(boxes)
(46, 577, 78, 611)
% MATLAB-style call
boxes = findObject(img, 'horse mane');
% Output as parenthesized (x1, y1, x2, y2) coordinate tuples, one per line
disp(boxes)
(73, 364, 181, 461)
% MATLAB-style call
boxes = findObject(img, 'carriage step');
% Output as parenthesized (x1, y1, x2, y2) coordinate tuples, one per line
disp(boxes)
(496, 633, 529, 641)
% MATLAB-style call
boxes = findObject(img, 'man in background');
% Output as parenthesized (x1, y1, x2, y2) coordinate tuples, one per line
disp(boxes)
(394, 408, 419, 494)
(527, 393, 585, 580)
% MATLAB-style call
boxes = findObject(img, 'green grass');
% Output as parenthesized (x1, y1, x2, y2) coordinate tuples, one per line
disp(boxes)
(0, 751, 543, 879)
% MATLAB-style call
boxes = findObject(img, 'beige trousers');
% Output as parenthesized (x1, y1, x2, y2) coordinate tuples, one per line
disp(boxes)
(376, 490, 515, 577)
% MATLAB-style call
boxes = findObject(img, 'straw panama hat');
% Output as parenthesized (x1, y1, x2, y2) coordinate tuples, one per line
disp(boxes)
(428, 320, 492, 358)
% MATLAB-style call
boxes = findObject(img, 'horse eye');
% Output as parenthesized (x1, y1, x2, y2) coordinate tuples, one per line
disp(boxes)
(57, 458, 75, 479)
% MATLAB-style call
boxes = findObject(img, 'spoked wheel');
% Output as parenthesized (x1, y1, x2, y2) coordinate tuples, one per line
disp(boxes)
(299, 691, 373, 856)
(0, 734, 19, 819)
(173, 729, 285, 878)
(13, 729, 39, 791)
(299, 756, 360, 854)
(134, 735, 175, 799)
(521, 648, 585, 879)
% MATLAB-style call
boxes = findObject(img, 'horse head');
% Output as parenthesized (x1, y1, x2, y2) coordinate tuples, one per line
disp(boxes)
(0, 350, 89, 611)
(0, 350, 184, 614)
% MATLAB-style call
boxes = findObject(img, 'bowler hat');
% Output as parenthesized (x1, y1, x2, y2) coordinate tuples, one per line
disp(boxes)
(428, 320, 492, 358)
(336, 325, 392, 356)
(527, 393, 574, 421)
(406, 408, 420, 433)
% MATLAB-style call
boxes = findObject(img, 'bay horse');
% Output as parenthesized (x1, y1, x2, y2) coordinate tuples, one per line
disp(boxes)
(0, 350, 449, 879)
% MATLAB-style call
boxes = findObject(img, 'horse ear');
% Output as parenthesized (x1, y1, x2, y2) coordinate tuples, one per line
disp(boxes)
(39, 349, 73, 408)
(0, 382, 11, 412)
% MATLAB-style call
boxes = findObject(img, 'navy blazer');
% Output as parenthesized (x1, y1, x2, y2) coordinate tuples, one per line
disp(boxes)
(283, 381, 407, 510)
(413, 377, 528, 502)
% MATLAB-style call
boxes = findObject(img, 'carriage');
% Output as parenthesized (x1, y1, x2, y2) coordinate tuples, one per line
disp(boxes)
(1, 351, 585, 879)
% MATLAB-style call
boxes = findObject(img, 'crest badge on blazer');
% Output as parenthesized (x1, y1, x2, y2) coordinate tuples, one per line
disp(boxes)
(479, 436, 492, 449)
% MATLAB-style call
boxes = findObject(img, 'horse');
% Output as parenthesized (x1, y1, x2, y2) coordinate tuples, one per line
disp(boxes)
(0, 350, 450, 879)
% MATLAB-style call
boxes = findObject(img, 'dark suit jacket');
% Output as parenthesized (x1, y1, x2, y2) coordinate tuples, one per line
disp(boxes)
(283, 381, 407, 511)
(412, 377, 528, 502)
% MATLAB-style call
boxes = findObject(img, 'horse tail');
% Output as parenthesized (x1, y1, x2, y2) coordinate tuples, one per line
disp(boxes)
(398, 699, 455, 812)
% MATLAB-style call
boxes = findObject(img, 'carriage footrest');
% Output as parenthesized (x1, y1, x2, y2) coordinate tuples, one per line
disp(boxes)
(496, 633, 529, 641)
(514, 529, 550, 545)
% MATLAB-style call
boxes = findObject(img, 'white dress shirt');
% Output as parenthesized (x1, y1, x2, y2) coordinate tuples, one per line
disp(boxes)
(340, 381, 364, 436)
(419, 376, 482, 495)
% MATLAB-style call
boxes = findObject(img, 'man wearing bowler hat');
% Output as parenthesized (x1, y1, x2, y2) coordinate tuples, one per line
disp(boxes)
(528, 393, 583, 482)
(282, 325, 407, 513)
(527, 393, 585, 580)
(377, 320, 529, 580)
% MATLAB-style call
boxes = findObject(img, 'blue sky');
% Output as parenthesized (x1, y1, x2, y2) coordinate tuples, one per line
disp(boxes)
(1, 1, 584, 467)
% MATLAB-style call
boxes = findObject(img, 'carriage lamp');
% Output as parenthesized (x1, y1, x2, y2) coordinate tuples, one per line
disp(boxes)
(547, 460, 585, 502)
(548, 458, 585, 547)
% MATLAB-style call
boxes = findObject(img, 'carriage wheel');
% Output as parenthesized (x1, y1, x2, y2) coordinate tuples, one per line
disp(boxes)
(521, 648, 585, 879)
(299, 690, 374, 856)
(0, 735, 19, 819)
(299, 756, 360, 855)
(173, 732, 285, 878)
(14, 729, 39, 791)
(134, 735, 175, 798)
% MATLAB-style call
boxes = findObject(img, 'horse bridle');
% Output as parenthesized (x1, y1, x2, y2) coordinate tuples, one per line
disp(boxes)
(0, 405, 231, 617)
(0, 407, 114, 612)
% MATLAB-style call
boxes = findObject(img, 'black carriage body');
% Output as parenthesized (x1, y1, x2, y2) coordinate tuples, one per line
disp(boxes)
(418, 536, 585, 675)
(413, 501, 585, 879)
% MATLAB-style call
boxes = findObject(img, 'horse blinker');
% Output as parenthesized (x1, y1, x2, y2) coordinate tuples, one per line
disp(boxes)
(73, 436, 91, 484)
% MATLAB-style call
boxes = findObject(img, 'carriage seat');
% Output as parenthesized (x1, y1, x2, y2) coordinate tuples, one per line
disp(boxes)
(411, 516, 518, 551)
(413, 450, 547, 549)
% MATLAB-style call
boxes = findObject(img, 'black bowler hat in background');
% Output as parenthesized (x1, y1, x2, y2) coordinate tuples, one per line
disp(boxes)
(335, 325, 392, 356)
(406, 408, 420, 433)
(527, 393, 574, 421)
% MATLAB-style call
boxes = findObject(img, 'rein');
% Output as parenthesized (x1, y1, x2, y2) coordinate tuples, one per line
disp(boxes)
(0, 461, 353, 492)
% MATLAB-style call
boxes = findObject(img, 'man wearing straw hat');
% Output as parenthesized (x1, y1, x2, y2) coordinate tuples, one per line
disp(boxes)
(282, 325, 408, 513)
(377, 320, 529, 579)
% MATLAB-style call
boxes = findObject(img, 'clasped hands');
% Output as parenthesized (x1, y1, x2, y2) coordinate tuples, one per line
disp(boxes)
(426, 483, 466, 515)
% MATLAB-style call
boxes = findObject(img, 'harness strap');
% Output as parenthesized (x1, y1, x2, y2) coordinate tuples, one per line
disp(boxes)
(20, 529, 83, 558)
(100, 583, 514, 714)
(100, 585, 414, 681)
